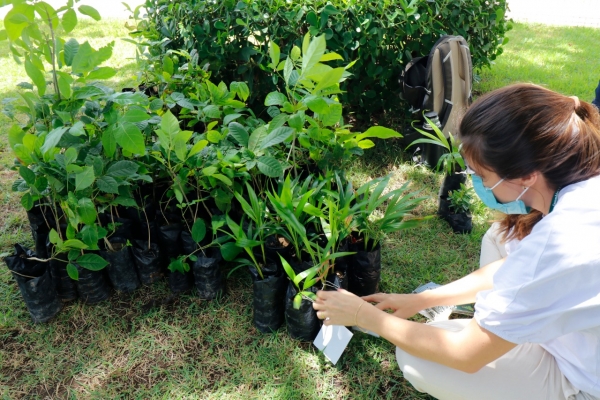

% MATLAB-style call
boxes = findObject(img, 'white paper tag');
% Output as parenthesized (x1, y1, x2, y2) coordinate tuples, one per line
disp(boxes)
(313, 324, 354, 365)
(352, 326, 380, 337)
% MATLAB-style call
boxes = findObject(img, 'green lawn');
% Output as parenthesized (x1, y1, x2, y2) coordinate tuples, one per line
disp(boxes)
(1, 20, 599, 399)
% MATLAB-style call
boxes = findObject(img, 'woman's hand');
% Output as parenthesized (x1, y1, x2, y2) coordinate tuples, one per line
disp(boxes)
(312, 289, 365, 326)
(362, 293, 424, 319)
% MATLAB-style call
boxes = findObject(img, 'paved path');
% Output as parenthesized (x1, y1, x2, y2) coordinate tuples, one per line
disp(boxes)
(507, 0, 600, 28)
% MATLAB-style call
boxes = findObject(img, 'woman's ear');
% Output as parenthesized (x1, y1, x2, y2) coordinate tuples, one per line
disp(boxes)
(518, 171, 539, 188)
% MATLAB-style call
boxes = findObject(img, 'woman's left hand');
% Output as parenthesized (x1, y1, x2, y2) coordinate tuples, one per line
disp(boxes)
(312, 289, 366, 326)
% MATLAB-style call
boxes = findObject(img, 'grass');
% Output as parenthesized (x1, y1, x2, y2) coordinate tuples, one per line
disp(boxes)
(1, 19, 599, 399)
(476, 22, 600, 99)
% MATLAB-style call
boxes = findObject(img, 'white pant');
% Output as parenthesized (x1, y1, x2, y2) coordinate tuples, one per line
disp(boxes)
(396, 320, 597, 400)
(395, 224, 599, 400)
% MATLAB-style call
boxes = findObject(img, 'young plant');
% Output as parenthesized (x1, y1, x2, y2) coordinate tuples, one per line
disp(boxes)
(354, 175, 430, 250)
(448, 183, 474, 214)
(218, 182, 276, 279)
(265, 33, 404, 174)
(268, 174, 353, 278)
(280, 255, 320, 309)
(407, 115, 465, 175)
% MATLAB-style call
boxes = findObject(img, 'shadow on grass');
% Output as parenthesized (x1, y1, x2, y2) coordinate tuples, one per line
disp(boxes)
(0, 256, 437, 399)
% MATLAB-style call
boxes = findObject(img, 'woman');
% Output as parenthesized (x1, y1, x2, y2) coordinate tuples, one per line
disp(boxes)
(313, 84, 600, 400)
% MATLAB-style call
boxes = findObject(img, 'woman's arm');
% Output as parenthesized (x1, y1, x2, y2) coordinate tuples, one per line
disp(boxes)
(362, 257, 505, 318)
(313, 257, 513, 372)
(314, 290, 516, 373)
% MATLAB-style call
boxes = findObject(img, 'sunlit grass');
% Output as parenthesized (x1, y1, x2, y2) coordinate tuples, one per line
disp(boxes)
(476, 22, 600, 99)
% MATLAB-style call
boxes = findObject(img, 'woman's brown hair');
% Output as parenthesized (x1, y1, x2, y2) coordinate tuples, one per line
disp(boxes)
(459, 83, 600, 239)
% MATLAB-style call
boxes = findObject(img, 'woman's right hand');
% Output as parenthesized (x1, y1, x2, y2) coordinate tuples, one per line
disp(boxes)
(361, 293, 425, 319)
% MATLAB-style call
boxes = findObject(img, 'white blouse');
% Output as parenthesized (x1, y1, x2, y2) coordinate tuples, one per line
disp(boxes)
(475, 175, 600, 397)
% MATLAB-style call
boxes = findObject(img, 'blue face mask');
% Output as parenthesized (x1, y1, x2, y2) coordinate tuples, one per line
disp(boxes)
(470, 174, 531, 214)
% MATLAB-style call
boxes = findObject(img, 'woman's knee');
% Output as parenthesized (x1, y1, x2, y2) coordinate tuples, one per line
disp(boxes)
(396, 347, 431, 392)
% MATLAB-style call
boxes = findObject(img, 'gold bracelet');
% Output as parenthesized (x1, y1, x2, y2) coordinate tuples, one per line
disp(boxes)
(354, 301, 365, 327)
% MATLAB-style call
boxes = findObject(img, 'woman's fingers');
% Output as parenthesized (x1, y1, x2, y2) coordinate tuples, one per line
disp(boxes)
(362, 293, 388, 303)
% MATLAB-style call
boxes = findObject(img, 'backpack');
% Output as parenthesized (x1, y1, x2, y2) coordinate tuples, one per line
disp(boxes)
(400, 35, 473, 140)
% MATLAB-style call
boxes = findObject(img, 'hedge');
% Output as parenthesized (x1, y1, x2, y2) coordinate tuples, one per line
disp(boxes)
(137, 0, 510, 115)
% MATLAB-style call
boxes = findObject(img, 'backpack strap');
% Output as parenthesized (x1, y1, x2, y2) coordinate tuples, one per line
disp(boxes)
(400, 56, 430, 115)
(424, 36, 454, 129)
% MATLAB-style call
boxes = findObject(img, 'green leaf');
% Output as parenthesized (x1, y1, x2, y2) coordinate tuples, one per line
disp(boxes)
(230, 81, 249, 102)
(102, 125, 117, 158)
(188, 140, 208, 158)
(14, 144, 34, 166)
(87, 66, 116, 80)
(76, 198, 96, 225)
(0, 30, 6, 41)
(302, 35, 326, 75)
(69, 121, 85, 137)
(202, 166, 217, 176)
(114, 123, 145, 154)
(62, 8, 77, 33)
(107, 161, 139, 178)
(223, 113, 243, 125)
(313, 67, 345, 93)
(257, 156, 283, 178)
(112, 196, 137, 207)
(64, 38, 79, 66)
(96, 176, 119, 194)
(357, 139, 375, 149)
(72, 85, 105, 99)
(68, 250, 79, 261)
(74, 166, 95, 191)
(20, 193, 33, 210)
(207, 130, 221, 143)
(260, 127, 294, 150)
(63, 239, 88, 250)
(4, 4, 33, 41)
(149, 98, 163, 111)
(221, 242, 242, 261)
(172, 130, 190, 161)
(305, 97, 329, 115)
(212, 173, 233, 186)
(290, 46, 301, 61)
(357, 126, 403, 140)
(8, 125, 25, 151)
(66, 225, 76, 240)
(161, 110, 180, 134)
(80, 225, 99, 249)
(49, 229, 61, 245)
(71, 41, 94, 74)
(19, 166, 36, 185)
(293, 293, 302, 309)
(320, 103, 342, 127)
(162, 56, 174, 75)
(228, 122, 249, 147)
(320, 52, 344, 62)
(78, 5, 101, 21)
(66, 263, 79, 280)
(203, 105, 221, 119)
(77, 254, 108, 271)
(269, 41, 280, 68)
(264, 92, 287, 107)
(122, 108, 150, 123)
(284, 58, 294, 85)
(41, 127, 68, 154)
(25, 58, 46, 96)
(191, 218, 206, 243)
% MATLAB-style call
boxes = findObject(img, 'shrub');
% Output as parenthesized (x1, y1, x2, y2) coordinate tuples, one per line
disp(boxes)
(137, 0, 510, 116)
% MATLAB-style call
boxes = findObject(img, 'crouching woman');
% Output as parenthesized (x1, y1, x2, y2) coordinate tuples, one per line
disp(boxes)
(313, 84, 600, 400)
